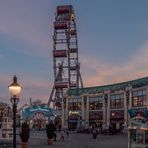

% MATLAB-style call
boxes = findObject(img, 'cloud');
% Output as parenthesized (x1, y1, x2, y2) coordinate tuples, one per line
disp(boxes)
(81, 43, 148, 86)
(0, 1, 51, 57)
(0, 75, 52, 106)
(20, 76, 52, 103)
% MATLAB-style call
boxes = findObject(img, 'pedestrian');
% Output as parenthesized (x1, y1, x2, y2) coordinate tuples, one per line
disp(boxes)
(92, 128, 97, 139)
(121, 123, 124, 134)
(58, 124, 61, 133)
(60, 130, 64, 141)
(54, 131, 57, 141)
(66, 129, 69, 137)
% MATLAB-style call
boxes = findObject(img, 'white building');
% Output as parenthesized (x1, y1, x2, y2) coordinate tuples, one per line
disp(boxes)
(0, 117, 13, 140)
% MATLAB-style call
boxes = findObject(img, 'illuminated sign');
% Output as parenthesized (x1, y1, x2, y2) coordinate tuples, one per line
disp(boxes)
(69, 111, 80, 115)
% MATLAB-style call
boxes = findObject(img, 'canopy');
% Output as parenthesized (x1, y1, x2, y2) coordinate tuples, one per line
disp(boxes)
(21, 104, 54, 119)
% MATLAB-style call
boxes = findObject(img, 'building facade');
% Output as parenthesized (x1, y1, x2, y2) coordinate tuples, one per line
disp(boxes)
(0, 102, 11, 128)
(62, 77, 148, 130)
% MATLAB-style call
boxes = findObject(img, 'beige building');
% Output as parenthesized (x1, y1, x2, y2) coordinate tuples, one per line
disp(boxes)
(61, 77, 148, 130)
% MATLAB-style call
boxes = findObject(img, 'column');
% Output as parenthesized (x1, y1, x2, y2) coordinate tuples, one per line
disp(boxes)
(146, 86, 148, 109)
(86, 96, 89, 127)
(125, 85, 132, 129)
(128, 89, 132, 127)
(103, 95, 106, 129)
(124, 91, 127, 128)
(82, 95, 88, 127)
(103, 94, 109, 129)
(81, 95, 85, 126)
(107, 94, 110, 128)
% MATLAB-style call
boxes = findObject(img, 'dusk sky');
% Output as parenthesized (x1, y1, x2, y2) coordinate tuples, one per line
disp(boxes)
(0, 0, 148, 106)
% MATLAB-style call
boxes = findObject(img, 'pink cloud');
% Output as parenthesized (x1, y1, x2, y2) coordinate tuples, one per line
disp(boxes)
(80, 43, 148, 86)
(20, 76, 52, 102)
(0, 75, 52, 106)
(1, 43, 148, 106)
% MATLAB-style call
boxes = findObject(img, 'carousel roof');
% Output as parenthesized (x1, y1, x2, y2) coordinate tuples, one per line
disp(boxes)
(21, 104, 54, 119)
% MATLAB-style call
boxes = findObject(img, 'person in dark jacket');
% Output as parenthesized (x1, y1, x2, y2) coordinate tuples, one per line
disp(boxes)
(92, 128, 97, 139)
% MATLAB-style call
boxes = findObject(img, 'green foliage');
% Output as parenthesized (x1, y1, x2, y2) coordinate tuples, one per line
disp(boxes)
(19, 122, 30, 142)
(46, 121, 54, 139)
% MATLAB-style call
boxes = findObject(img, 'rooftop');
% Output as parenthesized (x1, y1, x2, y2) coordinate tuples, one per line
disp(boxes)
(68, 76, 148, 96)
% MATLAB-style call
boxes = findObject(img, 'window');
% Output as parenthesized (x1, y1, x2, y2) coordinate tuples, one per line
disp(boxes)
(110, 93, 124, 109)
(132, 89, 146, 107)
(68, 102, 81, 110)
(89, 96, 103, 110)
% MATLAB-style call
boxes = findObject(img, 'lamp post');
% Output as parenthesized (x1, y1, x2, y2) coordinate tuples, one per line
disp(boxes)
(8, 75, 22, 148)
(104, 94, 108, 128)
(83, 96, 87, 127)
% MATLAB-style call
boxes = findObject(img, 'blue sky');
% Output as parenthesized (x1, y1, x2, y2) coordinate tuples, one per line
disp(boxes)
(0, 0, 148, 106)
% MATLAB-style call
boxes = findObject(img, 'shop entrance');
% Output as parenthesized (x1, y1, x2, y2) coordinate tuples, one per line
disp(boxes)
(68, 114, 81, 130)
(110, 110, 124, 133)
(32, 112, 47, 130)
(89, 111, 103, 128)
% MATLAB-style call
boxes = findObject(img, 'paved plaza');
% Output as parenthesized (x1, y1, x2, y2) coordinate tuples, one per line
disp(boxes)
(16, 131, 128, 148)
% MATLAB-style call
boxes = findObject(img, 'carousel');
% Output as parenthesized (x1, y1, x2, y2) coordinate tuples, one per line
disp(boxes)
(128, 109, 148, 148)
(21, 104, 54, 130)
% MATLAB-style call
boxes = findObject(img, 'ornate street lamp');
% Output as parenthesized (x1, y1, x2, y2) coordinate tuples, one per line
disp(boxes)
(8, 75, 22, 148)
(104, 94, 108, 128)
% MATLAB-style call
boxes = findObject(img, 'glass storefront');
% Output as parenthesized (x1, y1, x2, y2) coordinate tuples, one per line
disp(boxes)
(68, 113, 81, 130)
(68, 97, 82, 130)
(89, 111, 103, 127)
(110, 110, 124, 132)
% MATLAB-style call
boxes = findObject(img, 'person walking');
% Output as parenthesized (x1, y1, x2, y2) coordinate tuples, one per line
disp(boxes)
(66, 129, 69, 137)
(60, 130, 64, 141)
(54, 131, 57, 141)
(92, 128, 97, 139)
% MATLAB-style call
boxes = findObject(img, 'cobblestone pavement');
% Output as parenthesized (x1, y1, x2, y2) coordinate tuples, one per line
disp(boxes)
(16, 131, 127, 148)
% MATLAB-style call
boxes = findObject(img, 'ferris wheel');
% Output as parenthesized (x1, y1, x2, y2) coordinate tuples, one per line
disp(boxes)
(48, 5, 83, 108)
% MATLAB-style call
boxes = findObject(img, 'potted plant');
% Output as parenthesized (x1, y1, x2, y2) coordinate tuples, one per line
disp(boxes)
(19, 122, 30, 148)
(46, 121, 54, 145)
